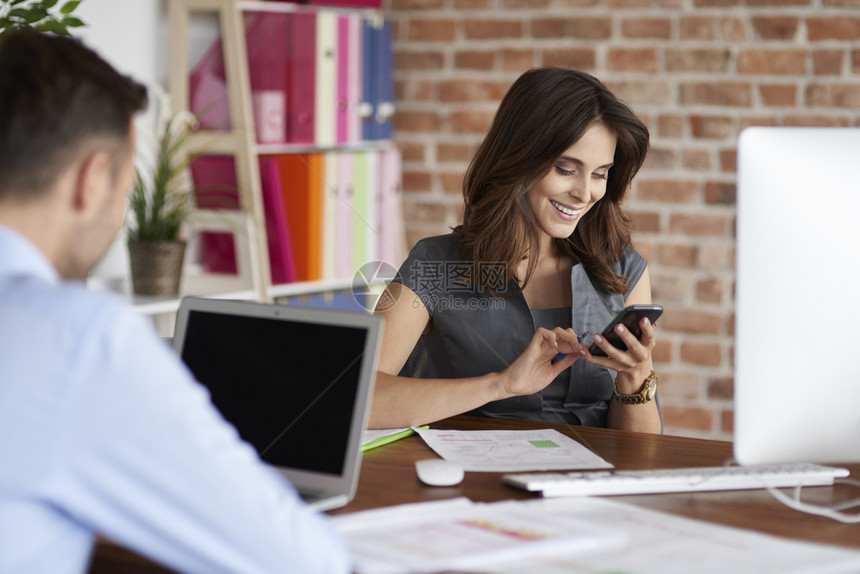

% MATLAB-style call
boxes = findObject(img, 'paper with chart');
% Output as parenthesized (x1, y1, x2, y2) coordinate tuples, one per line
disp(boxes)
(332, 497, 624, 574)
(415, 428, 613, 472)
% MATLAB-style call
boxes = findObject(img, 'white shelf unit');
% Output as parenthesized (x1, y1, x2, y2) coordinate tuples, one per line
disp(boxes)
(148, 0, 392, 317)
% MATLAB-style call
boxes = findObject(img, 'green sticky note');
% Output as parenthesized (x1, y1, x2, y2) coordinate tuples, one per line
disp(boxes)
(529, 440, 559, 448)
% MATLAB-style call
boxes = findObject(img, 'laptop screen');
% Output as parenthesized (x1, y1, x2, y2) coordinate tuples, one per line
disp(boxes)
(179, 308, 368, 476)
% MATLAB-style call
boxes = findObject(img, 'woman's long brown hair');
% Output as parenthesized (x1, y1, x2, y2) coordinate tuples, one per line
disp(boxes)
(455, 67, 650, 295)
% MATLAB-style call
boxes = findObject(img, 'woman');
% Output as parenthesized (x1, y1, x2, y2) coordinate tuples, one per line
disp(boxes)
(371, 68, 661, 433)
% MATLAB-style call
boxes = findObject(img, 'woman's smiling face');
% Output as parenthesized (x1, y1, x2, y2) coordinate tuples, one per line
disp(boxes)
(526, 122, 617, 241)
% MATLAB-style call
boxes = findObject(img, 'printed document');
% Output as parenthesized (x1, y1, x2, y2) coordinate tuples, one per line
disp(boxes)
(416, 428, 613, 472)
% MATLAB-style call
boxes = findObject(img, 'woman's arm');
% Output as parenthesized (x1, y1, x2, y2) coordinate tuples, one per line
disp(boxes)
(591, 267, 663, 433)
(368, 281, 581, 428)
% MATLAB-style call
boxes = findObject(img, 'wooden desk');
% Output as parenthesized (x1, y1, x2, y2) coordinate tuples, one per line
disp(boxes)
(89, 416, 860, 572)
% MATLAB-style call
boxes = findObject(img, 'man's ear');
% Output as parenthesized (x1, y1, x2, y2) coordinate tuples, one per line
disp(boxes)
(71, 150, 112, 215)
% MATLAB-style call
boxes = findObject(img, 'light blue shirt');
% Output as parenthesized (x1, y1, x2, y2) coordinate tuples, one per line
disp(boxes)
(0, 225, 350, 574)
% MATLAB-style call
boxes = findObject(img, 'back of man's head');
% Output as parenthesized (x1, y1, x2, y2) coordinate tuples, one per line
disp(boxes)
(0, 29, 148, 199)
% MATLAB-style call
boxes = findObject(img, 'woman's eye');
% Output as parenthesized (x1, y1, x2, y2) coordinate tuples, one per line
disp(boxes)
(593, 172, 608, 181)
(555, 165, 575, 176)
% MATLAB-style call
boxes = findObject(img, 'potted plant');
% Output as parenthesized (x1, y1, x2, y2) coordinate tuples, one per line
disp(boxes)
(127, 86, 199, 297)
(0, 0, 85, 36)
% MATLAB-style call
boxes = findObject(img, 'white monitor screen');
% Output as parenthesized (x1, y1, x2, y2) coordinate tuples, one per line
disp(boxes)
(734, 126, 860, 465)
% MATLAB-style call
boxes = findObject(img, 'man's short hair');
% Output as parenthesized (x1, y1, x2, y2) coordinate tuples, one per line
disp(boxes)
(0, 29, 148, 198)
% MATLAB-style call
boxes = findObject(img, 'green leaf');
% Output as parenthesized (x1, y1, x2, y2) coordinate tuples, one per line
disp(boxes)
(9, 0, 30, 6)
(23, 7, 48, 23)
(60, 15, 83, 27)
(35, 19, 67, 34)
(40, 0, 59, 9)
(59, 0, 80, 14)
(8, 7, 30, 18)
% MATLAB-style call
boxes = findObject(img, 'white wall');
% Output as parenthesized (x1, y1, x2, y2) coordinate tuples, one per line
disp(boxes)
(78, 0, 219, 291)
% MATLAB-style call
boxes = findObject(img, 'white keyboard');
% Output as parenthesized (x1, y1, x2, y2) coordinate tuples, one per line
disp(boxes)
(502, 463, 849, 497)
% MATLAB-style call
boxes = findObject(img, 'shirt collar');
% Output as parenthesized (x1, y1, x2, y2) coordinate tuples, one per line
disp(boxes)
(0, 224, 60, 284)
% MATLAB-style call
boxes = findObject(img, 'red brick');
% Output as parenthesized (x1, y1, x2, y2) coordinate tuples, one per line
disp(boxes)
(669, 213, 730, 236)
(621, 18, 672, 39)
(641, 147, 677, 170)
(453, 0, 489, 6)
(630, 211, 660, 233)
(720, 18, 748, 42)
(658, 115, 684, 137)
(408, 19, 457, 42)
(738, 116, 779, 130)
(608, 48, 658, 73)
(650, 272, 693, 301)
(437, 143, 474, 162)
(693, 0, 738, 5)
(719, 149, 737, 172)
(680, 342, 722, 366)
(680, 16, 715, 40)
(606, 80, 673, 105)
(541, 48, 596, 70)
(759, 84, 797, 107)
(707, 376, 733, 400)
(398, 141, 427, 162)
(690, 115, 735, 139)
(464, 19, 523, 40)
(805, 83, 860, 108)
(569, 17, 613, 40)
(704, 181, 735, 205)
(661, 310, 723, 335)
(501, 0, 550, 6)
(402, 172, 434, 193)
(665, 48, 730, 73)
(854, 50, 860, 73)
(390, 0, 444, 8)
(501, 49, 534, 71)
(748, 0, 810, 4)
(682, 149, 711, 170)
(696, 278, 725, 304)
(721, 410, 734, 434)
(557, 0, 600, 5)
(395, 50, 445, 71)
(824, 0, 860, 5)
(680, 82, 752, 107)
(807, 17, 860, 41)
(738, 49, 806, 75)
(440, 172, 464, 194)
(656, 244, 697, 267)
(662, 405, 714, 432)
(698, 243, 733, 271)
(813, 50, 845, 75)
(610, 0, 651, 6)
(455, 50, 495, 70)
(751, 16, 799, 40)
(650, 339, 672, 365)
(532, 18, 565, 38)
(438, 80, 510, 103)
(784, 115, 851, 127)
(637, 179, 698, 203)
(395, 110, 439, 132)
(396, 78, 438, 102)
(442, 110, 496, 134)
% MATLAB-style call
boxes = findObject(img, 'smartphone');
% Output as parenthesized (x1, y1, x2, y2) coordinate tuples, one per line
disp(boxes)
(588, 304, 663, 357)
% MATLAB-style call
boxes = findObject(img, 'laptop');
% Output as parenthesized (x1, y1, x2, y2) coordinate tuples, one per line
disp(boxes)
(172, 296, 383, 511)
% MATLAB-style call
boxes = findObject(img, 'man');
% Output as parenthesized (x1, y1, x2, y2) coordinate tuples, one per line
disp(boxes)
(0, 30, 349, 574)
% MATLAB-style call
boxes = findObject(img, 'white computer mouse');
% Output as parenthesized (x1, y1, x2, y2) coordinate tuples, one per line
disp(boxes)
(415, 458, 465, 487)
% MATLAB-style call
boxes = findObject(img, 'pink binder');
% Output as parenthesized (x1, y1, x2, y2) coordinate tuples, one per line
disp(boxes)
(334, 152, 354, 278)
(336, 15, 350, 144)
(376, 148, 404, 268)
(287, 12, 316, 144)
(347, 14, 363, 143)
(191, 156, 240, 274)
(259, 157, 297, 284)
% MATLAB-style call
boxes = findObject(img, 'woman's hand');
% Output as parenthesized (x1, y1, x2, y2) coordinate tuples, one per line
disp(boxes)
(585, 317, 657, 393)
(497, 327, 583, 400)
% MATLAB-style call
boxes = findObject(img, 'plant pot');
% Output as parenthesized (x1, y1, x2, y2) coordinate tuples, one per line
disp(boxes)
(128, 240, 187, 297)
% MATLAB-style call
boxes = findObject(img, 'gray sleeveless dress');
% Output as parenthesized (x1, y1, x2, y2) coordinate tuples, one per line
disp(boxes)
(395, 233, 648, 427)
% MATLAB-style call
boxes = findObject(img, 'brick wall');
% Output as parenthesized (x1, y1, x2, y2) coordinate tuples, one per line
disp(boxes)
(386, 0, 860, 440)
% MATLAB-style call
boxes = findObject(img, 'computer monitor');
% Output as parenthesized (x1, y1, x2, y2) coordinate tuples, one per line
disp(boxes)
(734, 126, 860, 465)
